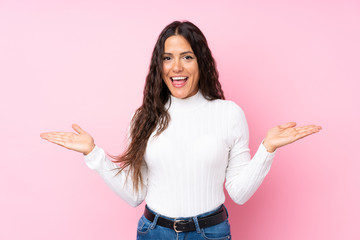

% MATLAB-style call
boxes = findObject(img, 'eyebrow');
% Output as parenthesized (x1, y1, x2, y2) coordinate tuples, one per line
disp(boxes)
(163, 51, 194, 55)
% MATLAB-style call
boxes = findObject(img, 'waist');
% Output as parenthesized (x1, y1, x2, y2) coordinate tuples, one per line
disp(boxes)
(144, 204, 229, 233)
(146, 203, 227, 220)
(145, 193, 226, 218)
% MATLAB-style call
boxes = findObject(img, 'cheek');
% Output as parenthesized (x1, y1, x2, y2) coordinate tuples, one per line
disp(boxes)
(191, 62, 199, 76)
(161, 68, 170, 86)
(162, 65, 170, 78)
(191, 65, 200, 81)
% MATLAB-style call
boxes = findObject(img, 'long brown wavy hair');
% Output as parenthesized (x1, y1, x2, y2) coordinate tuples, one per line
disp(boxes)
(110, 20, 225, 194)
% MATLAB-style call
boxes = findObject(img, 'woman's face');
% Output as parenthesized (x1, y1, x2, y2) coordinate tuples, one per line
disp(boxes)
(162, 35, 200, 99)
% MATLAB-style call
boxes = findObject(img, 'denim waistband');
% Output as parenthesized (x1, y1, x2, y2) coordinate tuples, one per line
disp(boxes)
(145, 204, 229, 221)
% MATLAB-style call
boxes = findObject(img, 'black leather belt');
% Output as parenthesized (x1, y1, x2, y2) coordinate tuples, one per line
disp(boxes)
(143, 205, 228, 233)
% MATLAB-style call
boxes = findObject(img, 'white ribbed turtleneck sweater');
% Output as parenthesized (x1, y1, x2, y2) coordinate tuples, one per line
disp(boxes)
(84, 90, 277, 218)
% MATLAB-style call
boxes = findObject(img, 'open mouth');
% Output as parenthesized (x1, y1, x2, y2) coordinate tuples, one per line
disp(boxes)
(170, 76, 188, 88)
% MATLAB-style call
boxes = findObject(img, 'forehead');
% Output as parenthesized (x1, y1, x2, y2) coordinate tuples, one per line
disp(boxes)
(164, 35, 193, 53)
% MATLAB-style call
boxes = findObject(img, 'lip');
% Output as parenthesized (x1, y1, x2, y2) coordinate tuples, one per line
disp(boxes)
(170, 76, 189, 81)
(170, 76, 188, 88)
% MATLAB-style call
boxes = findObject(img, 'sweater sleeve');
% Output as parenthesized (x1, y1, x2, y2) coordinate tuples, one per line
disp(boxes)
(84, 145, 148, 207)
(225, 102, 276, 205)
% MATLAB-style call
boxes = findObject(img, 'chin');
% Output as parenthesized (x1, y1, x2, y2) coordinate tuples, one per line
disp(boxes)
(172, 87, 199, 99)
(171, 93, 187, 99)
(168, 89, 183, 98)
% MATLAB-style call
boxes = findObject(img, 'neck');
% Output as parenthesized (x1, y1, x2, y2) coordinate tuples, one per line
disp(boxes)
(166, 90, 207, 112)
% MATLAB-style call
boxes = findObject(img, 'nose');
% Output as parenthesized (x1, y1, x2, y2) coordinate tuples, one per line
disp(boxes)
(172, 58, 183, 73)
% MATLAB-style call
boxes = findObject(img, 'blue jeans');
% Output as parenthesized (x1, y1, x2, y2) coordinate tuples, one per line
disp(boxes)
(136, 204, 231, 240)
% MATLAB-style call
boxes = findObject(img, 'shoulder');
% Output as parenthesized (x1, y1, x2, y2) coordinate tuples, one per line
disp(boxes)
(208, 99, 246, 118)
(207, 99, 249, 141)
(207, 99, 248, 134)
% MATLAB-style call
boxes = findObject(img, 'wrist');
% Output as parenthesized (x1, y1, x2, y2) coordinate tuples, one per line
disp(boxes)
(83, 143, 95, 156)
(262, 139, 276, 153)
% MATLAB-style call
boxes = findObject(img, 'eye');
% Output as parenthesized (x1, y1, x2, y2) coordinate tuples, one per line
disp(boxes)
(184, 55, 193, 60)
(163, 56, 171, 61)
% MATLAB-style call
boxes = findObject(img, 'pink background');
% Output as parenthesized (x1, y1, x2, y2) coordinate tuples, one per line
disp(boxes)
(1, 0, 359, 239)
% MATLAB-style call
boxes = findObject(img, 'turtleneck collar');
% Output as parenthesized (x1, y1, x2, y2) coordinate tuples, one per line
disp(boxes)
(165, 90, 208, 112)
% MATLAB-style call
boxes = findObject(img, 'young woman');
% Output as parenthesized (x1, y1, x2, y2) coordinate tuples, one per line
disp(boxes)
(40, 21, 322, 240)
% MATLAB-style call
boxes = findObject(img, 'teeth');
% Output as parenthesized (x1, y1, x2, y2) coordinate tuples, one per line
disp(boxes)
(171, 76, 188, 81)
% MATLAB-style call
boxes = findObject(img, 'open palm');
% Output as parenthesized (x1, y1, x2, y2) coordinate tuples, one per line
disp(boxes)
(40, 124, 95, 155)
(263, 122, 322, 152)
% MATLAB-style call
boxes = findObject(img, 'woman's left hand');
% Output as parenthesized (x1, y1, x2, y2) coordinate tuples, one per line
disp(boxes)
(262, 122, 322, 153)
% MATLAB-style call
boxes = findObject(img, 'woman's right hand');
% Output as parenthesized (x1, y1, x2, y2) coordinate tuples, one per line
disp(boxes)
(40, 123, 95, 155)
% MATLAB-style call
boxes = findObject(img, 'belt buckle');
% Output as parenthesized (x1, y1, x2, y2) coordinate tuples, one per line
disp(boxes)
(173, 219, 186, 233)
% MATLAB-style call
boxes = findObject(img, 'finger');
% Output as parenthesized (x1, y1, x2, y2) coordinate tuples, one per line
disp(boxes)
(295, 128, 321, 140)
(42, 136, 66, 146)
(295, 125, 322, 132)
(294, 125, 317, 131)
(43, 135, 69, 141)
(42, 133, 74, 142)
(72, 123, 86, 134)
(280, 122, 297, 129)
(40, 132, 72, 138)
